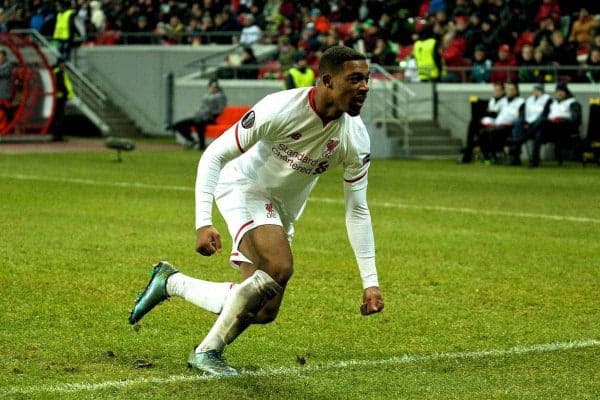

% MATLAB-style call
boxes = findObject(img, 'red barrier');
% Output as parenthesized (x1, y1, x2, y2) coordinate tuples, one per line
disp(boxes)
(0, 33, 55, 137)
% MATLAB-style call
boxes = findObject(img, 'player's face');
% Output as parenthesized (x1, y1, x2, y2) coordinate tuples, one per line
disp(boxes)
(331, 60, 370, 116)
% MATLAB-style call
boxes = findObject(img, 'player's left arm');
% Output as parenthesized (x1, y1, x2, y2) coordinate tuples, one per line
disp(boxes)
(344, 180, 384, 315)
(343, 120, 383, 315)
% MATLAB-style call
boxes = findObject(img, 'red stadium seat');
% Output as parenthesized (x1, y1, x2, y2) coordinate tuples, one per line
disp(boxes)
(95, 30, 121, 45)
(335, 22, 355, 41)
(205, 106, 251, 139)
(258, 60, 283, 80)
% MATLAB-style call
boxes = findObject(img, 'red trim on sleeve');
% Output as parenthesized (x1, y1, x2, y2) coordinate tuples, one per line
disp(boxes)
(234, 123, 244, 153)
(344, 171, 368, 183)
(234, 219, 254, 243)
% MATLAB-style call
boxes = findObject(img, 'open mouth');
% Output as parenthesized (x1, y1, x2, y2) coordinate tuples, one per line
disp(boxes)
(352, 96, 367, 108)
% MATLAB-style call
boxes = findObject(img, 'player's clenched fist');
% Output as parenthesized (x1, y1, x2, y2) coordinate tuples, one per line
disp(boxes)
(361, 286, 384, 315)
(196, 226, 222, 256)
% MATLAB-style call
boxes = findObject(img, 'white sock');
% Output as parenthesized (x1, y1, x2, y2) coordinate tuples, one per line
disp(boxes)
(196, 270, 281, 353)
(166, 272, 234, 314)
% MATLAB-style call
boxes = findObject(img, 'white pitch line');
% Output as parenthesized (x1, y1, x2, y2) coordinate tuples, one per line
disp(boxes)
(1, 173, 599, 224)
(310, 197, 600, 224)
(2, 339, 599, 396)
(0, 173, 192, 192)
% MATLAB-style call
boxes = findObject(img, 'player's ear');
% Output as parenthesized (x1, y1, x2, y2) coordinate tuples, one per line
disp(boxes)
(321, 73, 333, 89)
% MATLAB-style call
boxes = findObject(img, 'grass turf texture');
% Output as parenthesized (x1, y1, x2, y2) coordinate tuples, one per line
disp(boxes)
(0, 147, 599, 399)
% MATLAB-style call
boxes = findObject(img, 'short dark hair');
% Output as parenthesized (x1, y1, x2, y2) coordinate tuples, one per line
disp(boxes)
(318, 46, 366, 76)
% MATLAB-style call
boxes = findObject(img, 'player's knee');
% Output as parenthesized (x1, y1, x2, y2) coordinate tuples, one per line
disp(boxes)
(261, 257, 293, 285)
(254, 306, 280, 324)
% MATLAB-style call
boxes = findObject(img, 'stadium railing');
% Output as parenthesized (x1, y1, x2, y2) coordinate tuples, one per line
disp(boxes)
(368, 63, 416, 156)
(44, 30, 244, 46)
(384, 65, 600, 84)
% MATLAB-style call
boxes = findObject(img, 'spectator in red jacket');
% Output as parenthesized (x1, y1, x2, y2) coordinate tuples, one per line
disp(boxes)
(441, 30, 467, 81)
(491, 44, 517, 83)
(535, 0, 560, 25)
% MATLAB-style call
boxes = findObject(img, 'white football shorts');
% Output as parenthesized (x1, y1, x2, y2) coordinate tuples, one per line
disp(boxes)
(214, 167, 294, 268)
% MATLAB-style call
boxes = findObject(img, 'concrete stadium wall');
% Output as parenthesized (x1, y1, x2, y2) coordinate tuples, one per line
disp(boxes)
(437, 83, 599, 145)
(77, 45, 275, 135)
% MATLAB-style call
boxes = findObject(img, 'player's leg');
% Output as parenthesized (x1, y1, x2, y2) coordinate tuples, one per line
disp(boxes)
(193, 121, 207, 150)
(237, 224, 293, 324)
(189, 225, 291, 376)
(128, 261, 237, 324)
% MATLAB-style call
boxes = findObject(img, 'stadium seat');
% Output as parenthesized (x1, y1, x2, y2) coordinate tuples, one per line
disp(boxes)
(583, 97, 600, 166)
(258, 60, 283, 80)
(204, 105, 251, 139)
(335, 22, 356, 41)
(95, 30, 121, 45)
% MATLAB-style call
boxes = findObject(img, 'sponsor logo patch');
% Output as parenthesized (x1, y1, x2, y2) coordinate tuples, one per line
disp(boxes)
(323, 138, 340, 157)
(241, 111, 255, 129)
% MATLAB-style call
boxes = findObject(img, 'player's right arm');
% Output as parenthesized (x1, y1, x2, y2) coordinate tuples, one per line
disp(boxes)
(194, 99, 277, 255)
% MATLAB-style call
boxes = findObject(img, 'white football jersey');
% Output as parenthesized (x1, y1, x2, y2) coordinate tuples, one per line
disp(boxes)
(217, 87, 371, 225)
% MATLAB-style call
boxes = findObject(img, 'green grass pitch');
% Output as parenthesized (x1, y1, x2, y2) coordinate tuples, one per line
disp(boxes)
(1, 145, 599, 399)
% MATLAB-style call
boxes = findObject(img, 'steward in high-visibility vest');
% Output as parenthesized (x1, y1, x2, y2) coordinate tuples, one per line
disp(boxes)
(284, 55, 315, 89)
(53, 64, 74, 101)
(53, 8, 75, 41)
(53, 2, 77, 59)
(413, 37, 441, 81)
(51, 58, 74, 141)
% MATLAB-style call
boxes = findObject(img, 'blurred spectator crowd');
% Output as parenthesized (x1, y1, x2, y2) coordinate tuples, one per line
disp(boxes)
(1, 0, 599, 82)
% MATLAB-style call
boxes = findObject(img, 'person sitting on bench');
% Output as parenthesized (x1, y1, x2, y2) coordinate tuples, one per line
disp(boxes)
(171, 79, 227, 150)
(478, 82, 524, 162)
(506, 83, 551, 165)
(528, 82, 582, 167)
(460, 81, 507, 163)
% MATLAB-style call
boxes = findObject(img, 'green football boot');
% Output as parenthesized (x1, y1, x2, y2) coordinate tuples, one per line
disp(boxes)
(187, 349, 240, 377)
(128, 261, 178, 325)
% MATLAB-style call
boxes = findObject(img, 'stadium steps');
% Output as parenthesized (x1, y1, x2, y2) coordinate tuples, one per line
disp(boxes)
(95, 106, 141, 137)
(386, 119, 462, 159)
(66, 100, 140, 137)
(74, 67, 142, 137)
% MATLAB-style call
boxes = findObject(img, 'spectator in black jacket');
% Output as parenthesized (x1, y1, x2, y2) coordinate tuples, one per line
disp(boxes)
(549, 30, 578, 78)
(171, 79, 227, 150)
(585, 47, 600, 83)
(517, 44, 537, 82)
